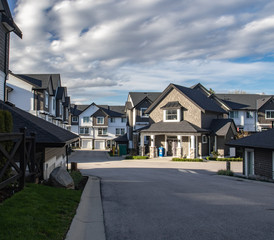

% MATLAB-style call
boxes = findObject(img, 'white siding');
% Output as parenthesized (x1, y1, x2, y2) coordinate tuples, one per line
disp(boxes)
(0, 71, 5, 101)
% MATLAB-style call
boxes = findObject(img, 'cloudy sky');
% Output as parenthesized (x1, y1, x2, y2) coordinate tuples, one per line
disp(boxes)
(7, 0, 274, 105)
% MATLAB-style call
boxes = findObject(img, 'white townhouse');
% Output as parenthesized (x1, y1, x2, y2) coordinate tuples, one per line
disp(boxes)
(70, 103, 127, 150)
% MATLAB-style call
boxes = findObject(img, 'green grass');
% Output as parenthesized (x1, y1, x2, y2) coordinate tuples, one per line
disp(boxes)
(125, 156, 149, 159)
(0, 183, 82, 240)
(206, 156, 243, 161)
(172, 158, 204, 162)
(217, 169, 234, 176)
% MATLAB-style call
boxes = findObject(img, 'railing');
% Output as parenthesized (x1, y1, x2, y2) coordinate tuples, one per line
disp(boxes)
(0, 128, 41, 191)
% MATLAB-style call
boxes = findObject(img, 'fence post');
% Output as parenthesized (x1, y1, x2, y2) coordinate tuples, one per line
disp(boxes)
(30, 132, 37, 183)
(19, 128, 26, 190)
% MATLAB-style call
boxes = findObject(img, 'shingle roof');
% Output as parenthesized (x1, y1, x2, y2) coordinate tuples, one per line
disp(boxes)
(97, 105, 126, 117)
(160, 101, 182, 109)
(215, 94, 272, 110)
(114, 134, 128, 142)
(70, 104, 89, 116)
(210, 119, 236, 136)
(129, 92, 161, 107)
(0, 101, 79, 146)
(141, 121, 209, 134)
(227, 129, 274, 150)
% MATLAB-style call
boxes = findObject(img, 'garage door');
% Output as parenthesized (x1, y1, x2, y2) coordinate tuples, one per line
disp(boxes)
(95, 141, 105, 149)
(82, 140, 92, 149)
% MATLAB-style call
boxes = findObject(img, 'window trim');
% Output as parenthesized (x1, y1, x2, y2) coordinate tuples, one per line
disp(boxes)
(229, 111, 239, 119)
(98, 128, 107, 135)
(45, 91, 49, 108)
(121, 117, 126, 123)
(246, 111, 254, 119)
(140, 108, 149, 118)
(110, 117, 115, 123)
(265, 110, 274, 119)
(202, 135, 207, 144)
(72, 116, 78, 122)
(164, 109, 180, 122)
(97, 117, 104, 124)
(116, 128, 125, 136)
(83, 116, 90, 123)
(79, 127, 89, 134)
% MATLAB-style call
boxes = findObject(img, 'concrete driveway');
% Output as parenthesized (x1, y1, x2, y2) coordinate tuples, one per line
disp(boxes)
(68, 150, 274, 240)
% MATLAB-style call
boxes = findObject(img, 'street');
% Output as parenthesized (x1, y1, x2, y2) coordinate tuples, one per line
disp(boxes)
(69, 150, 274, 240)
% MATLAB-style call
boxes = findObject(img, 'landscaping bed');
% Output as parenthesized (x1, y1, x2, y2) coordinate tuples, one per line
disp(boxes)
(125, 156, 149, 159)
(172, 158, 204, 162)
(206, 157, 243, 161)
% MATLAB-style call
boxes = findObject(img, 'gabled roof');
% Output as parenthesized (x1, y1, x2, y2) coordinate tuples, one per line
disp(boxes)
(91, 108, 108, 118)
(257, 96, 273, 110)
(99, 105, 126, 117)
(141, 121, 209, 134)
(128, 92, 161, 107)
(56, 87, 67, 100)
(0, 0, 22, 38)
(0, 101, 78, 146)
(227, 129, 274, 150)
(147, 83, 226, 114)
(70, 104, 90, 116)
(160, 101, 182, 109)
(210, 119, 237, 136)
(215, 94, 272, 110)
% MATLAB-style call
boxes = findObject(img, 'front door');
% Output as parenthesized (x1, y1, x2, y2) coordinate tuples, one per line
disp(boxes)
(245, 149, 254, 176)
(167, 139, 177, 156)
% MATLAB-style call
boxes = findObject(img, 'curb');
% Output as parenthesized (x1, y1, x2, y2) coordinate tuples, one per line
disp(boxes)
(66, 176, 106, 240)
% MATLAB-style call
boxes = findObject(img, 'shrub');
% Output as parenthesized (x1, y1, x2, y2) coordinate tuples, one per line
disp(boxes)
(125, 156, 149, 159)
(217, 169, 234, 176)
(172, 158, 204, 162)
(216, 157, 243, 161)
(206, 156, 217, 160)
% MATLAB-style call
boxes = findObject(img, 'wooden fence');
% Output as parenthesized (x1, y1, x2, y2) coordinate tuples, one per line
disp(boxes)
(0, 128, 42, 191)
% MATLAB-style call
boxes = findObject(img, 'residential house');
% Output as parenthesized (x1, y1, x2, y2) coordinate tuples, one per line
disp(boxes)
(125, 92, 161, 152)
(139, 83, 237, 158)
(228, 129, 274, 181)
(6, 73, 71, 129)
(215, 94, 274, 132)
(0, 100, 78, 179)
(0, 0, 22, 101)
(70, 103, 127, 150)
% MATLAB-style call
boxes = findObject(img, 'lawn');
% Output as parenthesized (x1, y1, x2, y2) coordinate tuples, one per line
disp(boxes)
(0, 183, 82, 240)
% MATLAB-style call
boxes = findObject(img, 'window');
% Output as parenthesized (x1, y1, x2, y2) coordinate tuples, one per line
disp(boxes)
(121, 117, 126, 123)
(72, 116, 78, 122)
(80, 127, 89, 134)
(45, 91, 49, 108)
(53, 98, 55, 111)
(83, 116, 90, 123)
(265, 110, 274, 119)
(202, 135, 207, 144)
(229, 111, 238, 118)
(97, 117, 104, 124)
(140, 108, 149, 118)
(98, 128, 107, 135)
(166, 109, 178, 120)
(116, 128, 125, 135)
(110, 118, 115, 123)
(59, 102, 62, 116)
(246, 111, 254, 119)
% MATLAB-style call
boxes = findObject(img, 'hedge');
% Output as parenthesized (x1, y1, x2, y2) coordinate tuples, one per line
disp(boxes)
(206, 156, 243, 161)
(217, 169, 234, 176)
(125, 156, 149, 159)
(172, 158, 204, 162)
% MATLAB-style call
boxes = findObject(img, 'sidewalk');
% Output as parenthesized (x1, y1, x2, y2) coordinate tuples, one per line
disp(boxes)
(65, 176, 106, 240)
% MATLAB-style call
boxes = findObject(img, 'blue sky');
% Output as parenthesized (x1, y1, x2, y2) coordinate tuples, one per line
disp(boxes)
(7, 0, 274, 105)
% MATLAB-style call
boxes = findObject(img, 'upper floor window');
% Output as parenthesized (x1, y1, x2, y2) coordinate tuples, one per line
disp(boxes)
(121, 117, 126, 123)
(140, 108, 149, 118)
(45, 91, 49, 108)
(59, 102, 62, 116)
(110, 118, 115, 123)
(246, 111, 254, 119)
(166, 109, 178, 120)
(72, 116, 78, 122)
(98, 128, 107, 135)
(202, 135, 207, 144)
(97, 117, 104, 124)
(83, 116, 90, 123)
(116, 128, 125, 135)
(265, 110, 274, 119)
(229, 111, 238, 119)
(53, 98, 55, 111)
(80, 127, 89, 134)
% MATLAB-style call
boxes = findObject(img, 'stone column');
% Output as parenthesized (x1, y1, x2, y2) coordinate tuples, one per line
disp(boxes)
(176, 135, 182, 158)
(164, 135, 168, 156)
(149, 135, 157, 158)
(190, 135, 195, 158)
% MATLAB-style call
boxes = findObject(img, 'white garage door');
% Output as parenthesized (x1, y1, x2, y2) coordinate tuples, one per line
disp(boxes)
(95, 141, 105, 149)
(82, 140, 92, 149)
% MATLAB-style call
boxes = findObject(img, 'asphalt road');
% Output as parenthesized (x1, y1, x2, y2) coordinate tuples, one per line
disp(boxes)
(70, 150, 274, 240)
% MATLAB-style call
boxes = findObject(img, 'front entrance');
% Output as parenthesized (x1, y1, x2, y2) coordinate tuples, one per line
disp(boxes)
(95, 140, 105, 150)
(245, 149, 254, 176)
(167, 137, 178, 156)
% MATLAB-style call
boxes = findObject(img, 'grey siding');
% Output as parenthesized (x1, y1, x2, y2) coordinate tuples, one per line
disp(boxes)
(254, 148, 272, 179)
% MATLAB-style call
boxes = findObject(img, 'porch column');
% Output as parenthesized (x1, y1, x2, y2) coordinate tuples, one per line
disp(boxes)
(164, 135, 168, 157)
(190, 135, 195, 158)
(150, 135, 157, 158)
(208, 136, 211, 156)
(177, 135, 182, 158)
(214, 135, 217, 153)
(139, 132, 145, 156)
(195, 136, 198, 158)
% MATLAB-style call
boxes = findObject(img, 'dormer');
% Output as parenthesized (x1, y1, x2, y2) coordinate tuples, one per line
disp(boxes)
(161, 101, 183, 122)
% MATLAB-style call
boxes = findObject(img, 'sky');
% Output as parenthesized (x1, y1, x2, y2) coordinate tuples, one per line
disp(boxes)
(7, 0, 274, 105)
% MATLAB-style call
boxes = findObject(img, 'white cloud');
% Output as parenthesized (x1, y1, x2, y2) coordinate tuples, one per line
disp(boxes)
(9, 0, 274, 104)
